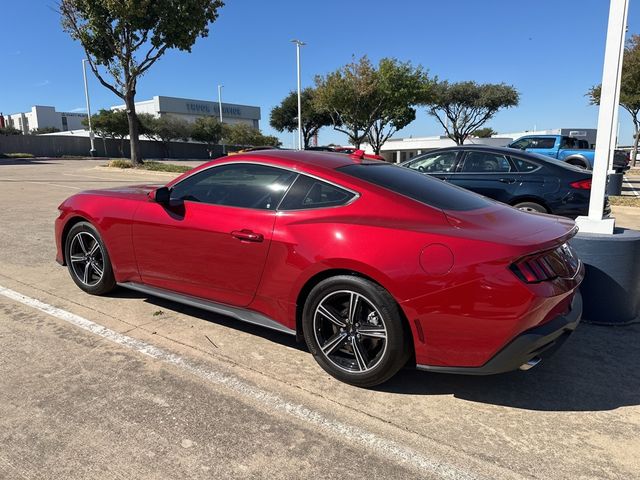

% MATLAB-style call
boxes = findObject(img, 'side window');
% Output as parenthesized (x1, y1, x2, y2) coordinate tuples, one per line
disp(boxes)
(512, 157, 539, 172)
(460, 152, 512, 173)
(529, 137, 557, 149)
(560, 136, 576, 149)
(170, 163, 296, 210)
(279, 174, 355, 210)
(405, 151, 457, 173)
(510, 138, 532, 150)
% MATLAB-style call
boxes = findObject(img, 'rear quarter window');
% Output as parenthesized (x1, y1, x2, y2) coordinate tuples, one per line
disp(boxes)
(338, 163, 492, 211)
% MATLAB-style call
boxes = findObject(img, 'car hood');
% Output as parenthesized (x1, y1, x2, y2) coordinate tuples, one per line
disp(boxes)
(443, 203, 577, 249)
(80, 184, 162, 200)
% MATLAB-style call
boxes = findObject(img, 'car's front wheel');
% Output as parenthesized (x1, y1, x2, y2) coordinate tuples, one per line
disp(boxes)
(302, 275, 410, 387)
(65, 221, 116, 295)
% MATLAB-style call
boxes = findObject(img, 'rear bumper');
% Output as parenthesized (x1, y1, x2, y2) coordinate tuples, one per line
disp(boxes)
(417, 290, 582, 375)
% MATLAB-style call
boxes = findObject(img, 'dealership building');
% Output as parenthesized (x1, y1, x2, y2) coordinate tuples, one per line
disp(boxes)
(1, 106, 86, 134)
(111, 95, 261, 129)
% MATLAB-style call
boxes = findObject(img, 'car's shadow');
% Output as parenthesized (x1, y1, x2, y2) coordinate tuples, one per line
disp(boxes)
(0, 157, 58, 166)
(111, 288, 640, 412)
(382, 322, 640, 412)
(110, 288, 303, 350)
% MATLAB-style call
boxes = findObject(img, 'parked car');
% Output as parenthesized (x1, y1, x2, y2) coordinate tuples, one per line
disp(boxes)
(401, 145, 609, 218)
(56, 150, 583, 387)
(507, 134, 630, 173)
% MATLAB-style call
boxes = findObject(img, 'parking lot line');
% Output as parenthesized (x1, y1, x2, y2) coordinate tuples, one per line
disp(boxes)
(0, 284, 479, 480)
(624, 178, 639, 197)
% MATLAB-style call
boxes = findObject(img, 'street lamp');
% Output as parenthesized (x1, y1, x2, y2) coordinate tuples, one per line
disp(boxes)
(218, 84, 223, 123)
(82, 59, 96, 157)
(291, 39, 306, 150)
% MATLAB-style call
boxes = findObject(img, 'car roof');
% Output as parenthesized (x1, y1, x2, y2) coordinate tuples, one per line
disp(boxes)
(167, 149, 379, 188)
(406, 145, 590, 173)
(228, 149, 376, 170)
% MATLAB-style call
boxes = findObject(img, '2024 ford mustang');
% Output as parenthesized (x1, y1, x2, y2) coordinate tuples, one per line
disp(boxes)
(55, 150, 584, 387)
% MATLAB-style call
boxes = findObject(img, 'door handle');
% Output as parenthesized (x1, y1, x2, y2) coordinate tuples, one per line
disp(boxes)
(499, 178, 516, 184)
(231, 229, 264, 242)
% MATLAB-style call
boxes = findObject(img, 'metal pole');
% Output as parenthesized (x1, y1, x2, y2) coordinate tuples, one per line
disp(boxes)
(217, 84, 223, 123)
(82, 59, 96, 156)
(292, 39, 305, 150)
(575, 0, 628, 235)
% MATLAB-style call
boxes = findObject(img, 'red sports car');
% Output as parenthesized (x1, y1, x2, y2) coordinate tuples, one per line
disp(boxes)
(55, 150, 584, 387)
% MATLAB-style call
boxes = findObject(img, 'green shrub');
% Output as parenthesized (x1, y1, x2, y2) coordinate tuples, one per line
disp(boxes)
(108, 159, 133, 169)
(0, 152, 35, 159)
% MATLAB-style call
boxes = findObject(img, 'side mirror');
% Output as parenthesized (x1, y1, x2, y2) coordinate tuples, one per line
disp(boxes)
(150, 186, 171, 205)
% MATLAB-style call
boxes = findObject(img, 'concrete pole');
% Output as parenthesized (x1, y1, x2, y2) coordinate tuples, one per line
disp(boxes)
(217, 85, 223, 123)
(576, 0, 628, 235)
(82, 59, 96, 156)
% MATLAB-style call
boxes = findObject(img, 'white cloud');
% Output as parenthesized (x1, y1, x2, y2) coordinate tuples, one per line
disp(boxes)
(34, 80, 51, 87)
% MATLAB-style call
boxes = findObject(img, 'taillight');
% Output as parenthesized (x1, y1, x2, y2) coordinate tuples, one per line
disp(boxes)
(570, 179, 591, 190)
(510, 243, 579, 284)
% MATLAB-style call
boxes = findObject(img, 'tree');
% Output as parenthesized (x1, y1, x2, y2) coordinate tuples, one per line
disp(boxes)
(423, 81, 519, 145)
(30, 127, 61, 135)
(191, 116, 224, 149)
(366, 58, 433, 154)
(139, 114, 192, 157)
(60, 0, 224, 165)
(587, 34, 640, 166)
(314, 56, 382, 149)
(270, 88, 332, 148)
(472, 127, 497, 138)
(0, 126, 22, 135)
(222, 123, 281, 147)
(84, 109, 130, 156)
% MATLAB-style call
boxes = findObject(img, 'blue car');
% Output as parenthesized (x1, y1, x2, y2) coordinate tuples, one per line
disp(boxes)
(507, 134, 629, 172)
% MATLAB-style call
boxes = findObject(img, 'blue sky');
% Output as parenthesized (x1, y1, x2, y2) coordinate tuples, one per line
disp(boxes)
(1, 0, 639, 147)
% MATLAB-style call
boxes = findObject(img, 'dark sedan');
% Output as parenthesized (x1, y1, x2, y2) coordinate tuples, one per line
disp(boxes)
(400, 146, 608, 218)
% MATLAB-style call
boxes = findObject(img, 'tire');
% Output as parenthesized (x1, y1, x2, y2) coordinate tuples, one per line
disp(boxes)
(302, 275, 410, 387)
(514, 201, 548, 214)
(566, 159, 588, 169)
(64, 222, 116, 295)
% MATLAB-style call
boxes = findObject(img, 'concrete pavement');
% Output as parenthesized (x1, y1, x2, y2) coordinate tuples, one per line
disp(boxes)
(0, 157, 639, 479)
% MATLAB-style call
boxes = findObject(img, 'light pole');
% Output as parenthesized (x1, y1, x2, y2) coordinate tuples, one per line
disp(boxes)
(218, 84, 224, 122)
(82, 59, 96, 156)
(291, 39, 305, 150)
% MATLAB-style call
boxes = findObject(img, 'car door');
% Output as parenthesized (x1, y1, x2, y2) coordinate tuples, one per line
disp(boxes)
(524, 137, 559, 158)
(448, 150, 519, 203)
(402, 150, 460, 181)
(132, 162, 297, 307)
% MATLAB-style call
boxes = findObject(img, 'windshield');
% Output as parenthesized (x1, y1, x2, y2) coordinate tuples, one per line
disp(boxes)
(338, 163, 493, 211)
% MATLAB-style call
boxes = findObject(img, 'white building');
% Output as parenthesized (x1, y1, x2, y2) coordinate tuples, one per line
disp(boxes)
(2, 106, 86, 134)
(366, 135, 513, 163)
(111, 95, 261, 128)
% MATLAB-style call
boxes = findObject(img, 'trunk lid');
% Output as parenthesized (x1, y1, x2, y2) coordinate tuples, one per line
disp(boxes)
(443, 202, 577, 250)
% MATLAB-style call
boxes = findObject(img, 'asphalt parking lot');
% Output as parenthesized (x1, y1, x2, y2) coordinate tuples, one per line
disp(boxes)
(0, 158, 639, 479)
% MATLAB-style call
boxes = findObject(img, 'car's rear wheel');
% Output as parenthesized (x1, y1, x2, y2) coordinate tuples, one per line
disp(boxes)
(65, 222, 116, 295)
(514, 201, 548, 214)
(302, 275, 410, 387)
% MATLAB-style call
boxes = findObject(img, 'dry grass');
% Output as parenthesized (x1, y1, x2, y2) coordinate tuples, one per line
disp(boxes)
(609, 196, 640, 207)
(106, 159, 191, 173)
